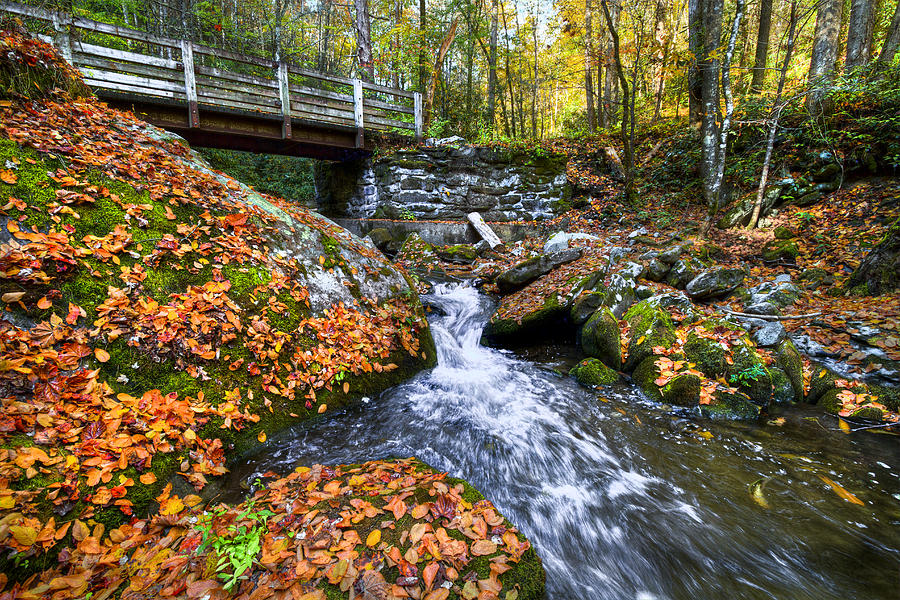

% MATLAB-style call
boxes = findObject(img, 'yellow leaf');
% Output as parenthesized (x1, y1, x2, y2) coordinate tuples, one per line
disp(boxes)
(0, 496, 14, 509)
(838, 418, 851, 434)
(183, 428, 196, 442)
(257, 431, 267, 443)
(10, 525, 37, 546)
(318, 404, 327, 414)
(94, 348, 110, 363)
(2, 291, 25, 303)
(819, 475, 865, 506)
(636, 336, 646, 345)
(342, 382, 349, 394)
(160, 497, 185, 515)
(366, 529, 381, 547)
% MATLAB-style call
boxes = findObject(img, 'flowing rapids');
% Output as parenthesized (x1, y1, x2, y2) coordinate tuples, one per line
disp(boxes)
(225, 282, 900, 600)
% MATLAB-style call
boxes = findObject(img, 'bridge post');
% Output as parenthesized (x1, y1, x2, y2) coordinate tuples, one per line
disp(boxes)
(50, 10, 72, 64)
(180, 41, 199, 128)
(353, 79, 364, 148)
(413, 92, 423, 143)
(277, 62, 292, 139)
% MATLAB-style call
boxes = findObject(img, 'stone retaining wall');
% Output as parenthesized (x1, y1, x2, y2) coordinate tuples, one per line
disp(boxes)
(315, 144, 571, 222)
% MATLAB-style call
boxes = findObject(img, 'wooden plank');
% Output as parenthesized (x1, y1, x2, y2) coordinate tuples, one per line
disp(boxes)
(353, 79, 364, 148)
(414, 92, 423, 141)
(288, 83, 353, 104)
(290, 108, 355, 128)
(287, 64, 354, 86)
(197, 77, 279, 100)
(197, 86, 279, 111)
(365, 114, 415, 131)
(361, 80, 415, 99)
(75, 55, 184, 84)
(197, 93, 280, 115)
(191, 43, 276, 70)
(73, 41, 180, 70)
(195, 65, 278, 90)
(71, 16, 181, 48)
(181, 41, 199, 128)
(78, 67, 185, 93)
(364, 97, 414, 115)
(0, 1, 55, 22)
(290, 100, 355, 122)
(84, 78, 186, 100)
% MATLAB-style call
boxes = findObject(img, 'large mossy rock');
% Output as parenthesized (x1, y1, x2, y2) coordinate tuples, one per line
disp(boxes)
(494, 248, 582, 293)
(621, 297, 679, 372)
(6, 457, 547, 599)
(580, 307, 622, 369)
(774, 338, 804, 401)
(846, 217, 900, 295)
(685, 267, 745, 300)
(483, 266, 605, 345)
(0, 87, 436, 552)
(633, 357, 701, 406)
(570, 357, 620, 387)
(761, 239, 800, 263)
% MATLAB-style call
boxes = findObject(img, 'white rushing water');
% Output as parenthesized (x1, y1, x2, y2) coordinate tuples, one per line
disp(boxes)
(227, 282, 900, 600)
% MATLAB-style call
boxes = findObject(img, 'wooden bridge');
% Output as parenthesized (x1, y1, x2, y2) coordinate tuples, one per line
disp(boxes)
(1, 1, 423, 160)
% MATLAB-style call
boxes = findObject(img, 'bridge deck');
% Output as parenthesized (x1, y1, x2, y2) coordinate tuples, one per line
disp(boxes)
(1, 1, 423, 160)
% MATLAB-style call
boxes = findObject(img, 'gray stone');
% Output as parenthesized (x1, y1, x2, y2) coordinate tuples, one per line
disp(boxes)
(744, 302, 781, 316)
(571, 291, 607, 325)
(685, 268, 745, 300)
(603, 274, 637, 318)
(658, 242, 692, 265)
(494, 248, 583, 293)
(753, 322, 787, 347)
(366, 227, 393, 252)
(666, 257, 704, 290)
(619, 261, 644, 281)
(543, 231, 600, 254)
(645, 258, 670, 282)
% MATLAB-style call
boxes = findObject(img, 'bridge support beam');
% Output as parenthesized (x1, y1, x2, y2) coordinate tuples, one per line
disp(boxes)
(277, 62, 292, 139)
(353, 79, 364, 149)
(180, 41, 199, 128)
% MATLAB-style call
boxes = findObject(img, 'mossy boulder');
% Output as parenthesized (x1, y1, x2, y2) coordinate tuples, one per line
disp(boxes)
(761, 239, 800, 263)
(569, 358, 620, 387)
(633, 357, 700, 406)
(807, 363, 842, 403)
(366, 226, 394, 252)
(845, 216, 900, 295)
(437, 243, 478, 264)
(726, 340, 773, 406)
(580, 307, 622, 369)
(774, 338, 803, 401)
(482, 292, 569, 344)
(571, 288, 607, 325)
(0, 94, 436, 541)
(666, 257, 705, 290)
(700, 390, 762, 420)
(774, 226, 796, 239)
(684, 331, 727, 377)
(685, 267, 745, 300)
(622, 298, 678, 372)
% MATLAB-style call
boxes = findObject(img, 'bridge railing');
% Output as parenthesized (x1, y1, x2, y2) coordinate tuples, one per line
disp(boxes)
(0, 0, 424, 145)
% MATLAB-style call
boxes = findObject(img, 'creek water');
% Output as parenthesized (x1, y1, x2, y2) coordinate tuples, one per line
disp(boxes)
(225, 282, 900, 600)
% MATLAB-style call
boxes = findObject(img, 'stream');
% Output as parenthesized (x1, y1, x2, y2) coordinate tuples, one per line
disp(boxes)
(225, 282, 900, 600)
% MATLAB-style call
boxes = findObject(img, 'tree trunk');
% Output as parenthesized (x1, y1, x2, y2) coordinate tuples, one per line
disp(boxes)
(419, 0, 427, 92)
(750, 0, 772, 93)
(599, 0, 633, 201)
(877, 0, 900, 65)
(699, 0, 724, 222)
(687, 0, 704, 126)
(424, 19, 458, 129)
(806, 0, 843, 113)
(846, 0, 875, 70)
(585, 0, 597, 132)
(749, 0, 800, 229)
(353, 0, 374, 80)
(487, 0, 498, 131)
(602, 0, 621, 127)
(846, 217, 900, 295)
(393, 0, 401, 88)
(703, 0, 744, 234)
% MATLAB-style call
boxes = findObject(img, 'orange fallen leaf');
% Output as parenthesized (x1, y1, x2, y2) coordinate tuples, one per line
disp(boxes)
(95, 348, 110, 363)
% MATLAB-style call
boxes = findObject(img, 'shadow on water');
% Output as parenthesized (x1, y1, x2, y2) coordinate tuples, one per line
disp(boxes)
(223, 282, 900, 600)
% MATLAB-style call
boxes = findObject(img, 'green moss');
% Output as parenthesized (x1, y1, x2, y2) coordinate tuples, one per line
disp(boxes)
(774, 339, 803, 401)
(726, 340, 773, 406)
(684, 332, 726, 377)
(807, 363, 841, 404)
(868, 384, 900, 412)
(761, 239, 800, 263)
(850, 406, 884, 421)
(482, 293, 569, 344)
(701, 391, 761, 420)
(580, 308, 621, 369)
(569, 358, 619, 387)
(769, 367, 795, 404)
(622, 300, 677, 372)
